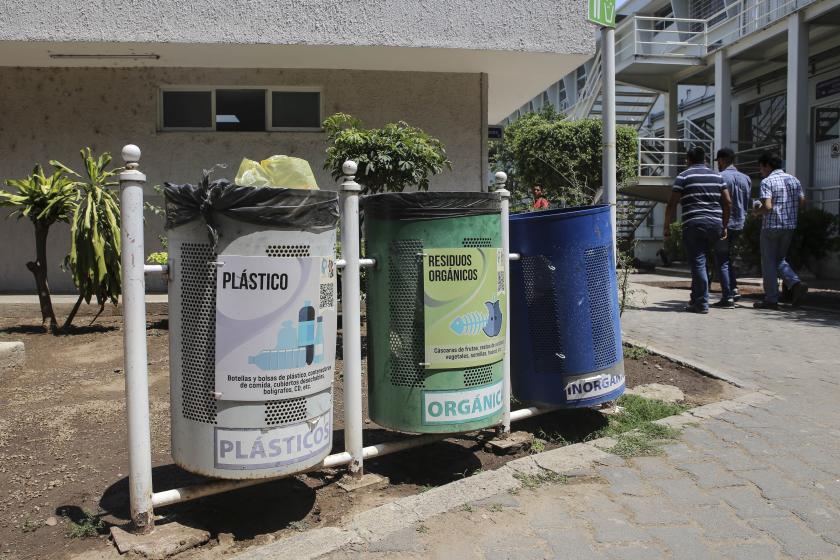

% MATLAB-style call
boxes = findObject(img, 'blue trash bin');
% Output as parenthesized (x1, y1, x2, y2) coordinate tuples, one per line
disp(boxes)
(509, 205, 624, 408)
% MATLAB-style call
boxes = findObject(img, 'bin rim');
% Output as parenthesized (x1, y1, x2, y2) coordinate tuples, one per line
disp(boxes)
(509, 204, 610, 222)
(362, 191, 500, 221)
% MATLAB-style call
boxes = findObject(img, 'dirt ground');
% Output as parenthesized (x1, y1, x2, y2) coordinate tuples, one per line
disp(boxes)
(0, 303, 738, 560)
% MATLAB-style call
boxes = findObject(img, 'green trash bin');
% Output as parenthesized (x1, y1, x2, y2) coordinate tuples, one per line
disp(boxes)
(363, 192, 506, 434)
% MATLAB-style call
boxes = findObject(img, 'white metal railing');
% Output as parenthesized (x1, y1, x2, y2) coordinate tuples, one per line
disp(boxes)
(616, 16, 708, 63)
(706, 0, 816, 49)
(566, 49, 603, 120)
(684, 119, 714, 143)
(638, 136, 714, 177)
(615, 0, 817, 64)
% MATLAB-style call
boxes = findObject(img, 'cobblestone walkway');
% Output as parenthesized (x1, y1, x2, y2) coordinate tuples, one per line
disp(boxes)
(325, 282, 840, 559)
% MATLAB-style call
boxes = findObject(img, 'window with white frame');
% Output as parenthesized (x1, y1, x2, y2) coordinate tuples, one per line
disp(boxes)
(160, 87, 323, 131)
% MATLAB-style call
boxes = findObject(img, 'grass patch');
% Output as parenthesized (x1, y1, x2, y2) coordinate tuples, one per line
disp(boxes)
(514, 470, 567, 490)
(460, 504, 473, 513)
(529, 438, 546, 454)
(416, 524, 429, 534)
(66, 511, 103, 539)
(595, 394, 687, 439)
(21, 519, 40, 533)
(488, 503, 504, 512)
(595, 395, 687, 457)
(288, 520, 309, 532)
(623, 344, 650, 360)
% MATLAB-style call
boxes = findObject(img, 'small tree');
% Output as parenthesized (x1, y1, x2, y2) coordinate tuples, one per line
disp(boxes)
(323, 113, 452, 193)
(52, 149, 122, 329)
(494, 106, 638, 205)
(0, 166, 77, 331)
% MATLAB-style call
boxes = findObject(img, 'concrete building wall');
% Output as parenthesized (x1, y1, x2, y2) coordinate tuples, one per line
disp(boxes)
(0, 66, 486, 292)
(0, 0, 591, 55)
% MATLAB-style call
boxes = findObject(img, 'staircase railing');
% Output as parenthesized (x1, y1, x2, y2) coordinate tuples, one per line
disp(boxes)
(567, 49, 603, 121)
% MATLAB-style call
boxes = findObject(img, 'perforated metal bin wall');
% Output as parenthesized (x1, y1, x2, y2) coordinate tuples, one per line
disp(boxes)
(508, 205, 624, 408)
(363, 192, 503, 434)
(168, 214, 336, 479)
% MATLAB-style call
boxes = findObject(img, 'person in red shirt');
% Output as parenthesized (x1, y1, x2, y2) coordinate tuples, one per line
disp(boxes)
(532, 185, 550, 210)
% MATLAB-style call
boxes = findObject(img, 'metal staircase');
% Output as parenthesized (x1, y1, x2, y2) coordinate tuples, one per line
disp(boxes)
(564, 50, 661, 240)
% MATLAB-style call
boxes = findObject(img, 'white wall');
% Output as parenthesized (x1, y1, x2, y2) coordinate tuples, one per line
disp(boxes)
(0, 67, 486, 292)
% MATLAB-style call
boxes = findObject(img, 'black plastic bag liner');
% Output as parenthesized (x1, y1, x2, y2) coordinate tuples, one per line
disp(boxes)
(164, 178, 339, 248)
(362, 192, 500, 221)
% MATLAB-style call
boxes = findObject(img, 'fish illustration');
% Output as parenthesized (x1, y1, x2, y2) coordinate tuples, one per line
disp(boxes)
(449, 300, 503, 337)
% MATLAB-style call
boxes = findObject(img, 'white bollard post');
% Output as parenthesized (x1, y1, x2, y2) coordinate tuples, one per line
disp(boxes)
(119, 145, 155, 532)
(340, 161, 364, 477)
(495, 172, 512, 435)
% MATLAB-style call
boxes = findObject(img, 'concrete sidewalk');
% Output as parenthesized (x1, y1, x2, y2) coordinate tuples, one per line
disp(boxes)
(320, 283, 840, 559)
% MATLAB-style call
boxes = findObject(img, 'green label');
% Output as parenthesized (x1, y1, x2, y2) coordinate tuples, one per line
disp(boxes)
(587, 0, 616, 27)
(423, 248, 505, 369)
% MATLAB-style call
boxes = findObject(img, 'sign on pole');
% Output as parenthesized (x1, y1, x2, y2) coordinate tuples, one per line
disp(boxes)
(588, 0, 616, 27)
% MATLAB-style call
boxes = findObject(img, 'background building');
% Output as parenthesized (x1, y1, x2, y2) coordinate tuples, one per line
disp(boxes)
(504, 0, 840, 278)
(0, 0, 593, 292)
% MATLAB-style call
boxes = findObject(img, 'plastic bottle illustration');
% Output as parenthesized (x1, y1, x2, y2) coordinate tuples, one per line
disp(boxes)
(449, 300, 503, 337)
(313, 316, 324, 364)
(298, 300, 316, 365)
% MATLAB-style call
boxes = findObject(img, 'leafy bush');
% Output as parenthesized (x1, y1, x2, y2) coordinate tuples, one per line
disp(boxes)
(739, 209, 840, 275)
(323, 113, 451, 193)
(493, 106, 638, 204)
(663, 221, 685, 262)
(147, 252, 168, 265)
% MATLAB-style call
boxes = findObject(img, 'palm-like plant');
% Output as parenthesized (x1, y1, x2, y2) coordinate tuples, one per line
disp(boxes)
(52, 149, 122, 329)
(0, 166, 77, 330)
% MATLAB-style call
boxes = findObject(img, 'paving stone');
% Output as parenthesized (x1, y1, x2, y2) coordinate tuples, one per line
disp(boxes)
(769, 454, 836, 485)
(713, 446, 772, 472)
(603, 543, 667, 560)
(689, 505, 762, 541)
(673, 462, 746, 489)
(649, 477, 719, 506)
(481, 533, 550, 560)
(366, 526, 422, 553)
(648, 527, 715, 560)
(596, 466, 655, 497)
(771, 496, 840, 545)
(711, 487, 788, 520)
(613, 495, 690, 526)
(585, 512, 652, 544)
(629, 456, 680, 479)
(534, 527, 603, 559)
(714, 542, 784, 560)
(748, 515, 838, 557)
(737, 468, 811, 500)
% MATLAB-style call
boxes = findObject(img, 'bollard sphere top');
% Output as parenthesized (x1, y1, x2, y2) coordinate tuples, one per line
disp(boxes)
(122, 144, 141, 164)
(342, 160, 358, 176)
(494, 171, 508, 184)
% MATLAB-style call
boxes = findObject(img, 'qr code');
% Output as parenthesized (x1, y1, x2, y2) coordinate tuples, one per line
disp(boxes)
(319, 283, 335, 309)
(497, 271, 505, 293)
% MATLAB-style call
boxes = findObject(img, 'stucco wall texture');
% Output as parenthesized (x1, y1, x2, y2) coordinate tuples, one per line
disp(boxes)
(0, 0, 591, 55)
(0, 67, 484, 292)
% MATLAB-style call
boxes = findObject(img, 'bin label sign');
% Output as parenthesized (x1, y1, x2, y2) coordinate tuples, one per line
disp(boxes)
(422, 380, 503, 424)
(214, 410, 332, 469)
(564, 371, 625, 402)
(215, 255, 336, 401)
(423, 248, 506, 369)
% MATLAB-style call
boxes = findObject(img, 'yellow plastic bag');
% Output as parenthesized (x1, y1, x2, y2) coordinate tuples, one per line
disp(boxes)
(234, 155, 319, 189)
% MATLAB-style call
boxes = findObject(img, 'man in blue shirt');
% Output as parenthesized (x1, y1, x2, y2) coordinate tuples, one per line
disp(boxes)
(715, 148, 752, 303)
(664, 146, 732, 313)
(753, 152, 808, 309)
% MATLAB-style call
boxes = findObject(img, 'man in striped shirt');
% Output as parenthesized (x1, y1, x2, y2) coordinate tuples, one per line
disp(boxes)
(664, 147, 732, 313)
(753, 152, 808, 309)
